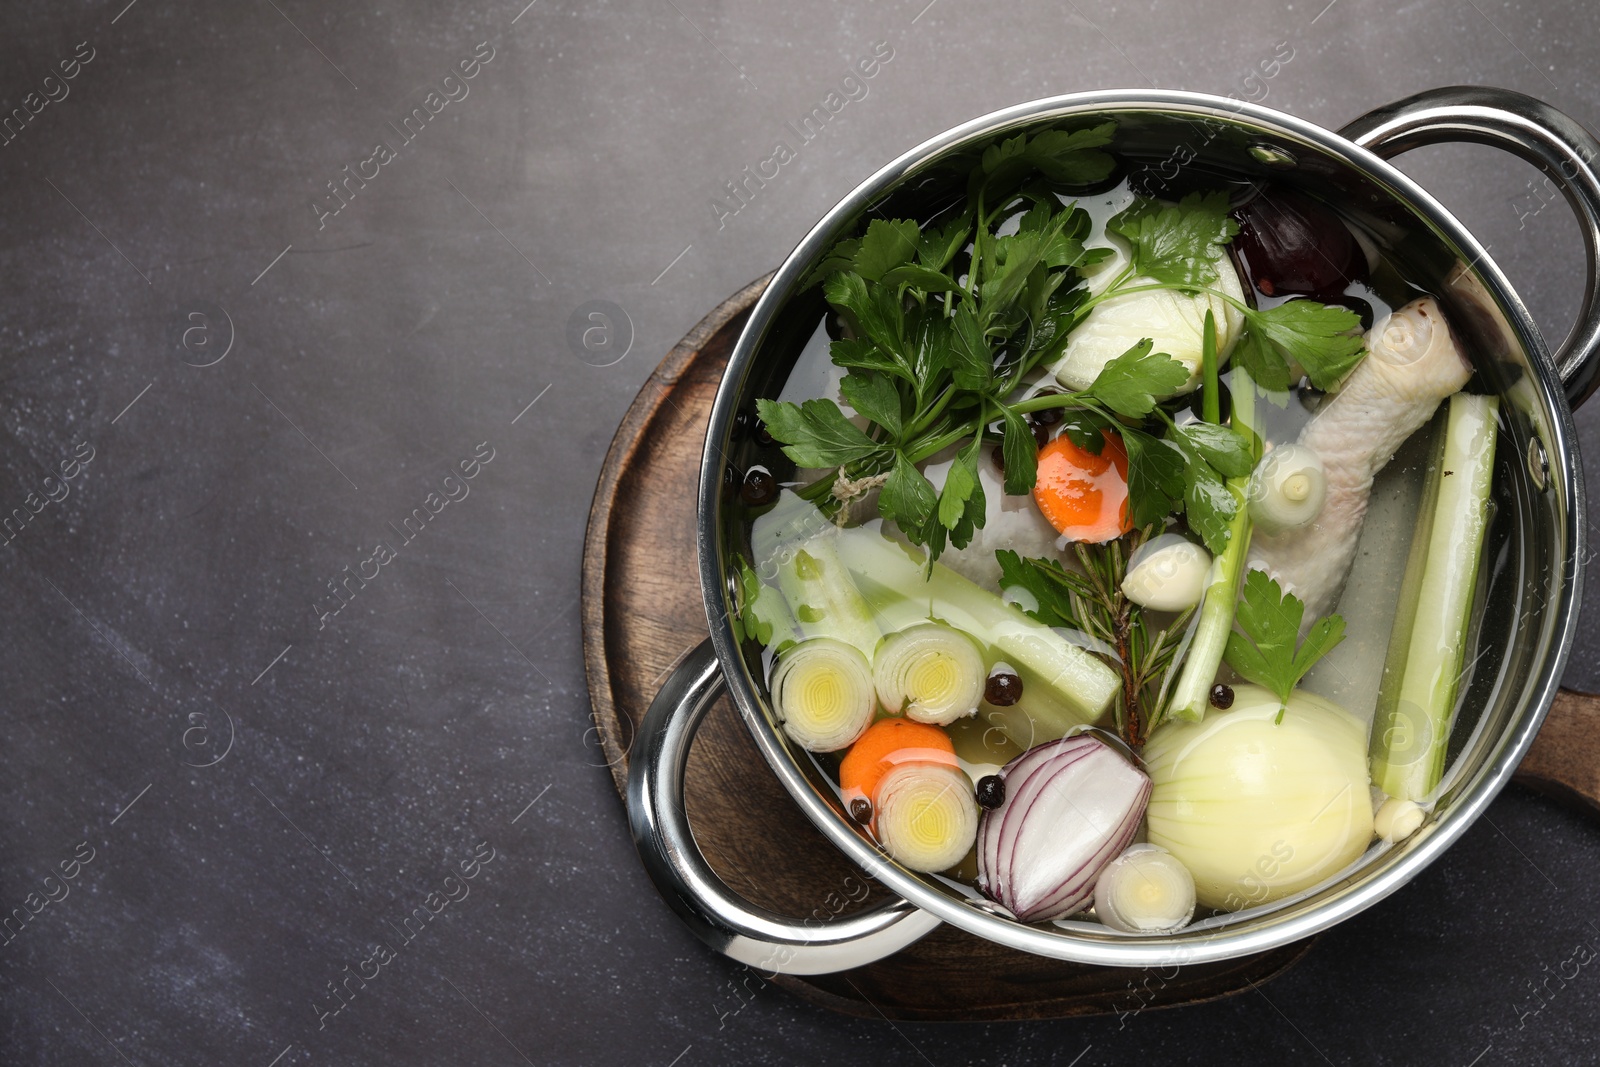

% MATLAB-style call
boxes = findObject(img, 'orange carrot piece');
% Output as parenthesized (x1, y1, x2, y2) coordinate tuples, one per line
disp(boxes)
(1032, 431, 1134, 543)
(839, 718, 957, 807)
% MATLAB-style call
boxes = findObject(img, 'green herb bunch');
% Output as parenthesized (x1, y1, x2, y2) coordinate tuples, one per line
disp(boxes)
(756, 123, 1367, 564)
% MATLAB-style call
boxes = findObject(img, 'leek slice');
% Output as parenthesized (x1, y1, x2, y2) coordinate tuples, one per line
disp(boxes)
(770, 637, 877, 752)
(1369, 393, 1499, 802)
(873, 623, 986, 726)
(873, 761, 978, 873)
(1093, 843, 1197, 934)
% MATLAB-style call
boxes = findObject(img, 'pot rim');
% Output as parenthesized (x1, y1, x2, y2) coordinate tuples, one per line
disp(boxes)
(696, 88, 1584, 965)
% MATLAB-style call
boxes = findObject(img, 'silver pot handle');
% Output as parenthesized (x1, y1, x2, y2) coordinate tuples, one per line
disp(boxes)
(626, 638, 941, 975)
(1340, 86, 1600, 408)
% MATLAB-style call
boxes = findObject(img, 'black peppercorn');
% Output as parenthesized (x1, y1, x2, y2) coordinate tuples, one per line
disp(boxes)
(975, 775, 1006, 810)
(1210, 683, 1235, 710)
(849, 797, 872, 824)
(985, 670, 1023, 707)
(754, 421, 774, 447)
(732, 411, 750, 438)
(1029, 405, 1063, 428)
(740, 467, 778, 506)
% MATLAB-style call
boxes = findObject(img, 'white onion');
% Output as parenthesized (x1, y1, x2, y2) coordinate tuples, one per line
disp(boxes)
(1142, 685, 1374, 911)
(1093, 844, 1196, 933)
(873, 623, 986, 726)
(976, 736, 1151, 922)
(874, 762, 978, 873)
(770, 637, 876, 752)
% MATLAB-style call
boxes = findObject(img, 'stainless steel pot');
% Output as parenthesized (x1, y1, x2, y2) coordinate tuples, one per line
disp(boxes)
(628, 87, 1600, 974)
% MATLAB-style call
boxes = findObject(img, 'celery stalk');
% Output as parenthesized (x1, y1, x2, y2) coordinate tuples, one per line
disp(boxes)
(1166, 368, 1258, 722)
(1369, 393, 1499, 802)
(832, 526, 1120, 746)
(775, 536, 882, 661)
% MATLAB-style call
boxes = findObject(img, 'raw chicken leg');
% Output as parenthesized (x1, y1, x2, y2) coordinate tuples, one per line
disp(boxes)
(1248, 297, 1472, 619)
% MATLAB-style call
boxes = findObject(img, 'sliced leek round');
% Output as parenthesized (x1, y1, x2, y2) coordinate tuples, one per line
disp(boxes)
(1092, 843, 1196, 934)
(770, 637, 876, 752)
(872, 623, 985, 726)
(874, 762, 978, 873)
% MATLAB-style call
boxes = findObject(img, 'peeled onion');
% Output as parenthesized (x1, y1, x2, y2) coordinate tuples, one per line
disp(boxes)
(977, 735, 1151, 922)
(1142, 685, 1374, 911)
(770, 637, 876, 752)
(873, 622, 986, 725)
(874, 762, 978, 873)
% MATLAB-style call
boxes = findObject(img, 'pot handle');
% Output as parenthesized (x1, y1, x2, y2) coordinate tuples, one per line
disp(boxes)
(1341, 86, 1600, 408)
(626, 638, 941, 975)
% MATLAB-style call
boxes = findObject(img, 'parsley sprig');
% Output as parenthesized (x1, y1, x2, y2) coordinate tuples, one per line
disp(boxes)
(1223, 569, 1347, 720)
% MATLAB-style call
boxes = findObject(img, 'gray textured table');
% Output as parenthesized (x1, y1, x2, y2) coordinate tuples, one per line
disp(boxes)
(2, 1, 1599, 1064)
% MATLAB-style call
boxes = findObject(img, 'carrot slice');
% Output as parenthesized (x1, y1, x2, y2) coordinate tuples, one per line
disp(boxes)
(1032, 431, 1133, 543)
(839, 718, 958, 808)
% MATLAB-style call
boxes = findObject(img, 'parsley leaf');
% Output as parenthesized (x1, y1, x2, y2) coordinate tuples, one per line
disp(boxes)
(878, 450, 938, 543)
(853, 219, 922, 281)
(1245, 299, 1366, 390)
(755, 397, 882, 468)
(1085, 340, 1192, 418)
(1224, 570, 1347, 715)
(1120, 427, 1187, 528)
(936, 438, 987, 549)
(1108, 191, 1240, 287)
(1173, 421, 1255, 478)
(839, 372, 902, 439)
(999, 406, 1039, 497)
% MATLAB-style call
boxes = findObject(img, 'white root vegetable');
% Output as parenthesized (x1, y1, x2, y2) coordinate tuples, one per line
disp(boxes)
(1050, 241, 1246, 394)
(1248, 444, 1326, 533)
(1093, 844, 1197, 934)
(1248, 297, 1472, 620)
(1120, 533, 1211, 612)
(873, 623, 987, 726)
(1143, 685, 1375, 911)
(873, 762, 979, 873)
(770, 638, 877, 752)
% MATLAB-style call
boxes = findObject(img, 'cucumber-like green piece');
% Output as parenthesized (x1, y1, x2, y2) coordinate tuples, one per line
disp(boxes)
(1369, 393, 1498, 801)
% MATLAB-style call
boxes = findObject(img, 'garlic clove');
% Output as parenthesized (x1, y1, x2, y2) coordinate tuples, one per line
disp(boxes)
(1121, 534, 1211, 612)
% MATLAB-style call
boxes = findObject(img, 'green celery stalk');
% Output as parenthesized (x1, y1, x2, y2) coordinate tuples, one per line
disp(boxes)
(1369, 393, 1499, 801)
(1165, 366, 1258, 722)
(831, 526, 1120, 747)
(774, 536, 882, 661)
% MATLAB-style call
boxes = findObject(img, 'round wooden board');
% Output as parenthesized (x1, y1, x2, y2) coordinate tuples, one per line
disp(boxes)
(580, 276, 1600, 1022)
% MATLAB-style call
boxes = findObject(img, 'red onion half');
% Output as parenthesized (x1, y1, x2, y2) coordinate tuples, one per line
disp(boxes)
(1232, 187, 1368, 303)
(976, 735, 1151, 923)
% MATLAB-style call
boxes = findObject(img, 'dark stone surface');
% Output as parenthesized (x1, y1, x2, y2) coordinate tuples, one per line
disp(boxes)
(1, 0, 1597, 1064)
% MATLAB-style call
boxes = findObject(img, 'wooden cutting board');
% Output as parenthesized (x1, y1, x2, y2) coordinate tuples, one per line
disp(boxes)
(580, 275, 1600, 1021)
